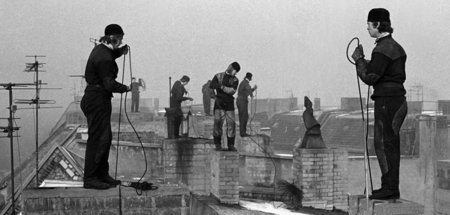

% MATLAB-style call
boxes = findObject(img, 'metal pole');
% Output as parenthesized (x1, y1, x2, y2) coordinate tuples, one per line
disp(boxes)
(35, 59, 40, 188)
(7, 84, 16, 215)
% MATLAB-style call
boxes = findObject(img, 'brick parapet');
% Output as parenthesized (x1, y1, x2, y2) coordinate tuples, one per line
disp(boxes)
(163, 138, 214, 195)
(292, 147, 348, 210)
(436, 160, 450, 214)
(21, 186, 190, 215)
(210, 151, 240, 204)
(238, 134, 271, 156)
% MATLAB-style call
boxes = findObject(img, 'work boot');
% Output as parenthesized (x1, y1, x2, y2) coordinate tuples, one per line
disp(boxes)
(83, 178, 110, 190)
(214, 136, 222, 151)
(369, 189, 400, 200)
(372, 187, 383, 194)
(100, 175, 121, 187)
(227, 137, 237, 151)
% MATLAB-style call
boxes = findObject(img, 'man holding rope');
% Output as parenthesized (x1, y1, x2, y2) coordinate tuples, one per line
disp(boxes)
(210, 62, 240, 151)
(81, 24, 131, 189)
(351, 8, 408, 200)
(236, 72, 257, 137)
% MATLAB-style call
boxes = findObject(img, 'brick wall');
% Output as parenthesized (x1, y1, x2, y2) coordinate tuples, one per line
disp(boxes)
(112, 131, 164, 144)
(238, 134, 271, 156)
(210, 151, 239, 204)
(332, 148, 348, 210)
(163, 138, 214, 195)
(292, 148, 348, 210)
(436, 160, 450, 215)
(111, 121, 167, 141)
(111, 143, 164, 181)
(21, 186, 190, 215)
(188, 115, 214, 139)
(239, 154, 293, 188)
(188, 116, 261, 138)
(241, 156, 275, 187)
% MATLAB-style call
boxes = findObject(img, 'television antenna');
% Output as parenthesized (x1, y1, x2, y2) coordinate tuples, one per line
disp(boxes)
(18, 55, 61, 188)
(0, 82, 35, 215)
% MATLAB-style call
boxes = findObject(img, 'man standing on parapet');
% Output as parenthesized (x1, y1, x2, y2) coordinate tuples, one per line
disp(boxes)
(81, 24, 131, 189)
(236, 72, 257, 137)
(202, 80, 215, 116)
(351, 8, 407, 200)
(170, 75, 193, 138)
(209, 62, 240, 151)
(131, 77, 144, 112)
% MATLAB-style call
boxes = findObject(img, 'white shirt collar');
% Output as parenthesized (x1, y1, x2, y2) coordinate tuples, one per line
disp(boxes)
(101, 42, 114, 50)
(377, 32, 390, 40)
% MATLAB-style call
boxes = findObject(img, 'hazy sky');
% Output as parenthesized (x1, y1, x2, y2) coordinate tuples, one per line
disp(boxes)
(1, 0, 450, 168)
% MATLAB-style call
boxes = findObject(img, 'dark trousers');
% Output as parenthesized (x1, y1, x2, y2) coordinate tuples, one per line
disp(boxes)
(213, 108, 236, 139)
(174, 116, 182, 137)
(80, 92, 113, 181)
(236, 98, 249, 135)
(131, 92, 140, 112)
(373, 96, 407, 191)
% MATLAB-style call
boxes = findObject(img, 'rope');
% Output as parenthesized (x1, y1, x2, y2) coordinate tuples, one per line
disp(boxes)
(114, 49, 127, 215)
(122, 47, 151, 195)
(113, 46, 153, 198)
(215, 85, 280, 206)
(346, 37, 360, 65)
(346, 37, 373, 197)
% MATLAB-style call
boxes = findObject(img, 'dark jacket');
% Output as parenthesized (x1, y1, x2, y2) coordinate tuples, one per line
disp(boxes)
(237, 79, 254, 102)
(170, 80, 189, 116)
(84, 44, 128, 97)
(210, 72, 239, 111)
(356, 35, 406, 98)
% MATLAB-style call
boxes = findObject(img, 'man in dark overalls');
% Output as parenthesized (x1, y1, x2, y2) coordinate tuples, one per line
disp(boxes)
(209, 62, 240, 151)
(170, 75, 193, 138)
(352, 8, 408, 200)
(81, 24, 130, 189)
(236, 72, 257, 137)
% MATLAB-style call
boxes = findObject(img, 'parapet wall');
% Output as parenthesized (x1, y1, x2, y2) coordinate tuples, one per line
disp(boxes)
(163, 138, 214, 195)
(436, 160, 450, 215)
(292, 147, 348, 210)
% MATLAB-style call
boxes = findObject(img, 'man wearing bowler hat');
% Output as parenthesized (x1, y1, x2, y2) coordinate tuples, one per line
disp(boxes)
(236, 72, 257, 137)
(351, 8, 408, 200)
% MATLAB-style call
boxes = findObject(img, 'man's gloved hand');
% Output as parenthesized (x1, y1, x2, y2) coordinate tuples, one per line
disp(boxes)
(127, 84, 132, 92)
(187, 97, 194, 101)
(221, 85, 236, 94)
(120, 44, 129, 55)
(351, 44, 364, 62)
(253, 85, 258, 90)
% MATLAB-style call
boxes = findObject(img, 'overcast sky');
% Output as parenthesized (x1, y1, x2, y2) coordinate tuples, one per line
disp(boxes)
(1, 0, 450, 168)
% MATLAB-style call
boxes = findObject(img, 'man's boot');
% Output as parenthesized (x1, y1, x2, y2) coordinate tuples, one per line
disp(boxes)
(214, 136, 222, 151)
(227, 136, 237, 151)
(369, 188, 400, 200)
